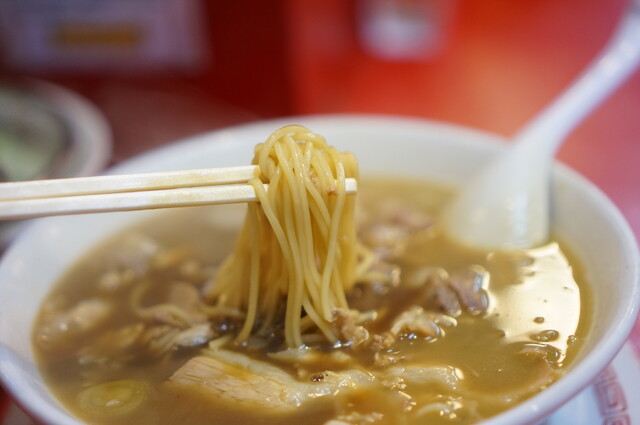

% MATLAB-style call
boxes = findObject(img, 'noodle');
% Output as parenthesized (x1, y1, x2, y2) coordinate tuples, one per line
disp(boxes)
(206, 125, 362, 347)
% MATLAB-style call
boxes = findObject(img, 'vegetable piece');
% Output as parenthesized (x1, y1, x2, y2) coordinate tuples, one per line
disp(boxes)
(78, 379, 149, 417)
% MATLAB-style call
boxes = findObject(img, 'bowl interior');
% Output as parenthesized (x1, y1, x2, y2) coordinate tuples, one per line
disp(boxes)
(0, 115, 638, 425)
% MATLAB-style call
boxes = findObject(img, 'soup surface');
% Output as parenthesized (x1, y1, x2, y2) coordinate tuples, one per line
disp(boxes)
(33, 177, 589, 425)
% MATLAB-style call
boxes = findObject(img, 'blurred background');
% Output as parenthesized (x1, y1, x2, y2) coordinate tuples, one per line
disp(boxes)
(0, 0, 638, 240)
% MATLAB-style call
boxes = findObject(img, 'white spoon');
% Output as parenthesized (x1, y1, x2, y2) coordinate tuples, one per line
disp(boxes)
(443, 2, 640, 251)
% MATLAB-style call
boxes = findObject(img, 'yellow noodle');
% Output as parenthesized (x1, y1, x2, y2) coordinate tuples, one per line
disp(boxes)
(235, 204, 261, 342)
(207, 125, 362, 347)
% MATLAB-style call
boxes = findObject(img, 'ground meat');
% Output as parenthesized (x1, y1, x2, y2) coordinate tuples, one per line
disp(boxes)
(333, 308, 371, 346)
(369, 332, 396, 353)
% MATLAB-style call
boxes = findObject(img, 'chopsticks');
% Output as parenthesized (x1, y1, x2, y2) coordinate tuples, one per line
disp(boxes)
(0, 166, 358, 220)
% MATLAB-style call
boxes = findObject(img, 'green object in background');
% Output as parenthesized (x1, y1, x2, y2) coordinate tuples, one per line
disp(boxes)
(0, 132, 62, 182)
(0, 88, 69, 183)
(0, 81, 111, 248)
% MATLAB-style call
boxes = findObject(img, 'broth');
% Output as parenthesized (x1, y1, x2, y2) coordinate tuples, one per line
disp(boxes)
(33, 177, 590, 425)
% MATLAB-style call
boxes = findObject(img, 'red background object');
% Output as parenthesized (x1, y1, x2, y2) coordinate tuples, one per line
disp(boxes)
(286, 0, 640, 240)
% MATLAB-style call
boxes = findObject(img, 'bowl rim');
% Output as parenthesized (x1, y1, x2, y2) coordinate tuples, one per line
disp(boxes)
(0, 113, 638, 425)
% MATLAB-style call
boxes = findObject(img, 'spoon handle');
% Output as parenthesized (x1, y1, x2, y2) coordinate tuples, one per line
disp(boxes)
(516, 3, 640, 155)
(444, 3, 640, 251)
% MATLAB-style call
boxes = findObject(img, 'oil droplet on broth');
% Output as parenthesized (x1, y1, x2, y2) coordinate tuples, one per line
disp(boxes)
(530, 329, 560, 342)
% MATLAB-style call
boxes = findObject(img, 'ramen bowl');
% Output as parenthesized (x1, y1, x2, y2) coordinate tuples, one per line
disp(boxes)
(0, 115, 638, 425)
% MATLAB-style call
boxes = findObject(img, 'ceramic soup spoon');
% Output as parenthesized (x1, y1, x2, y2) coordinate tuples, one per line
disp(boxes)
(444, 1, 640, 251)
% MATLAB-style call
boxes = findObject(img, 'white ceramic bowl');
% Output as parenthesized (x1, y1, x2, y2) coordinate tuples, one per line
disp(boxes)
(0, 115, 638, 425)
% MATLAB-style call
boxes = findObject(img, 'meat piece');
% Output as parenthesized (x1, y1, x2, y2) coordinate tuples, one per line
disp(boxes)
(369, 332, 396, 352)
(333, 308, 370, 346)
(363, 223, 409, 257)
(373, 351, 404, 368)
(362, 258, 401, 288)
(138, 304, 198, 328)
(412, 399, 480, 422)
(140, 323, 214, 356)
(360, 201, 433, 259)
(268, 348, 355, 370)
(383, 204, 433, 230)
(348, 258, 400, 312)
(420, 271, 461, 316)
(81, 322, 216, 367)
(383, 365, 460, 390)
(404, 266, 446, 288)
(78, 323, 145, 367)
(368, 307, 456, 357)
(96, 236, 159, 293)
(168, 282, 201, 310)
(140, 325, 181, 357)
(166, 350, 376, 413)
(380, 376, 407, 391)
(97, 268, 136, 294)
(389, 306, 456, 340)
(151, 247, 190, 270)
(324, 412, 384, 425)
(447, 267, 489, 315)
(166, 281, 207, 322)
(36, 298, 113, 349)
(134, 281, 207, 327)
(113, 234, 160, 275)
(173, 323, 216, 348)
(178, 259, 208, 284)
(408, 266, 489, 316)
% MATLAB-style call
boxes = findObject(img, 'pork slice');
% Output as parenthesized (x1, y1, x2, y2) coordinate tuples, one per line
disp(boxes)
(166, 350, 376, 413)
(167, 355, 297, 412)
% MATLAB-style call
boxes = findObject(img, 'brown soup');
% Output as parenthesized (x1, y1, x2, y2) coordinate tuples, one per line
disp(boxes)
(33, 177, 590, 425)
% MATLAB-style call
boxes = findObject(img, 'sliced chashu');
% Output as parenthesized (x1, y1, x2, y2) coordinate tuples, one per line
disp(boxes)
(166, 349, 376, 413)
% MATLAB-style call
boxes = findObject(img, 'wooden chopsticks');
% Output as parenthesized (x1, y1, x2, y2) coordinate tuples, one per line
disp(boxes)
(0, 166, 357, 220)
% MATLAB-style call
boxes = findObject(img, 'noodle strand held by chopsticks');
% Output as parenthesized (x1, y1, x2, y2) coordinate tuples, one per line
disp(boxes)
(207, 125, 360, 347)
